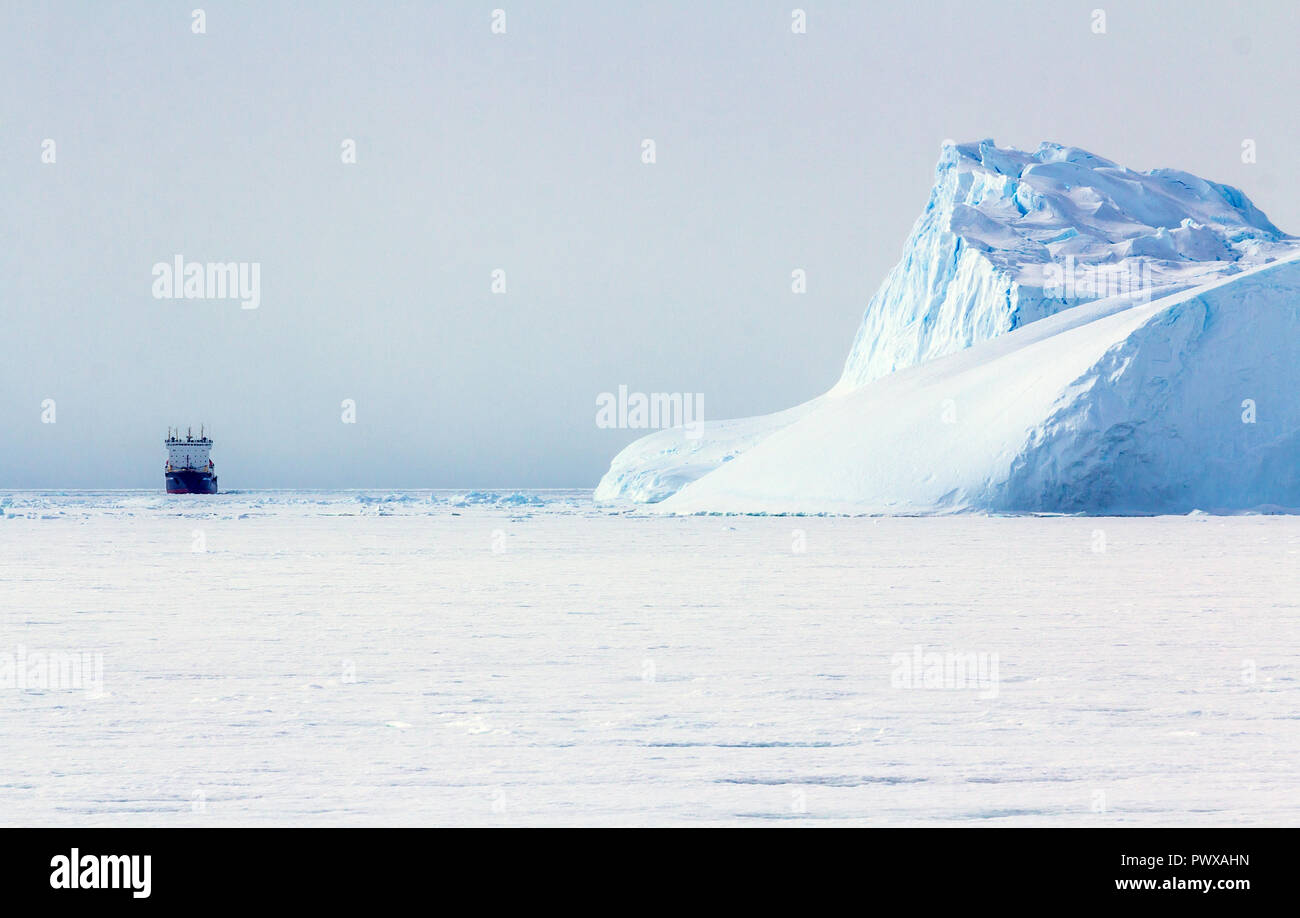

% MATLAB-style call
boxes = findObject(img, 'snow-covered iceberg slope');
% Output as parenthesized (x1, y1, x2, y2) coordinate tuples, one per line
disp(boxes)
(660, 256, 1300, 514)
(597, 140, 1299, 512)
(593, 401, 819, 503)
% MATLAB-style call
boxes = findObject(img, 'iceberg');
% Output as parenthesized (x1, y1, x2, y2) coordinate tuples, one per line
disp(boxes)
(597, 140, 1300, 514)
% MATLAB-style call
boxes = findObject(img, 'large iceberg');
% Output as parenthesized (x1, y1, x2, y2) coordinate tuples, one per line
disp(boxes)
(597, 140, 1300, 513)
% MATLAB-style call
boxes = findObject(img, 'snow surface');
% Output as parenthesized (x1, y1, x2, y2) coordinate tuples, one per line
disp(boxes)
(3, 491, 1299, 826)
(596, 140, 1300, 510)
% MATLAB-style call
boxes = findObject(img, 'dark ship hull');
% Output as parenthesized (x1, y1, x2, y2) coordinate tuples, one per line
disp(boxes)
(166, 470, 218, 494)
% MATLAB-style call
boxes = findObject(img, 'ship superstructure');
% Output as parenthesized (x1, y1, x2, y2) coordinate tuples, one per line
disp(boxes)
(165, 426, 218, 494)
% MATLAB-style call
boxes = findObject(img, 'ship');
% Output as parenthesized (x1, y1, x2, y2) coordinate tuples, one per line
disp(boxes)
(165, 426, 219, 494)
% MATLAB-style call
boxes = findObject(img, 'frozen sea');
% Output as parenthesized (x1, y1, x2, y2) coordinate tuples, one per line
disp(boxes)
(2, 489, 1297, 826)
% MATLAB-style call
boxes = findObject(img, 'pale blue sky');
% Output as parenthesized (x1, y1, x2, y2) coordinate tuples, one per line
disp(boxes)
(2, 0, 1296, 487)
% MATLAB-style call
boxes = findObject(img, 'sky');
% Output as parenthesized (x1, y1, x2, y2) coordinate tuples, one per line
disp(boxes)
(2, 0, 1297, 488)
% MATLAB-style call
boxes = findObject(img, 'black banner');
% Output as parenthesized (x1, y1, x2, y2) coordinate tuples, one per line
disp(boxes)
(0, 828, 1284, 905)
